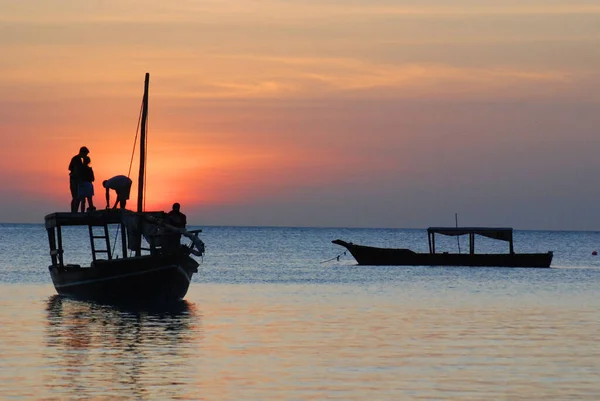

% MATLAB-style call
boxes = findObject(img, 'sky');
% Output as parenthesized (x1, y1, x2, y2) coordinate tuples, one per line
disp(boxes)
(1, 0, 599, 230)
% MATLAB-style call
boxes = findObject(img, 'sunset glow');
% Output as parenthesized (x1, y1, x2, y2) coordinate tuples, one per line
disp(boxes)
(1, 0, 599, 229)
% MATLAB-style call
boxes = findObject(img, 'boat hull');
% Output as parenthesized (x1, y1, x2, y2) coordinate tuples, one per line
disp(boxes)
(332, 240, 553, 268)
(49, 254, 199, 303)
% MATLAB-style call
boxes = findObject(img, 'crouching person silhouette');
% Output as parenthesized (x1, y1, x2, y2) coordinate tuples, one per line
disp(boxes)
(103, 175, 133, 209)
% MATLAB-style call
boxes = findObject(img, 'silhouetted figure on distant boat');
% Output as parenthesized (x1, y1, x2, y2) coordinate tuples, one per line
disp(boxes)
(76, 156, 96, 212)
(68, 146, 89, 212)
(103, 175, 132, 209)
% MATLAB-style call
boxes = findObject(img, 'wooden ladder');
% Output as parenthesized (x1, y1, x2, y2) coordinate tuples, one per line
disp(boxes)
(88, 224, 112, 261)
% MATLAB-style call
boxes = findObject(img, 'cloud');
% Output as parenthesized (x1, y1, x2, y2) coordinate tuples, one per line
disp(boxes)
(159, 55, 575, 100)
(3, 1, 600, 24)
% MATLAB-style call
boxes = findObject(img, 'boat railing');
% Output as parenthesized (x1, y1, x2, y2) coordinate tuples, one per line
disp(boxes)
(142, 227, 204, 257)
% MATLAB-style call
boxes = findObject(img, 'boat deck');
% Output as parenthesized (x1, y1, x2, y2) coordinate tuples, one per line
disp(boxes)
(45, 209, 166, 228)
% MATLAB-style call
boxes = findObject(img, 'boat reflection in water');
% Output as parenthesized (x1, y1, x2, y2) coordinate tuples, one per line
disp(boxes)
(44, 296, 202, 400)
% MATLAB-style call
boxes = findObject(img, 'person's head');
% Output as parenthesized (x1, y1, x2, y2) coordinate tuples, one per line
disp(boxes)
(83, 156, 91, 165)
(102, 180, 108, 188)
(172, 202, 181, 212)
(79, 146, 89, 156)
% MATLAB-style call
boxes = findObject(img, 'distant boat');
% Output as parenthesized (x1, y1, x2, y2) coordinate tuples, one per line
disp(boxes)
(332, 227, 553, 268)
(45, 73, 205, 303)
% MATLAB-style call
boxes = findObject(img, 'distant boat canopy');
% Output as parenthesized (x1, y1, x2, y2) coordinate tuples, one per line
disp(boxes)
(427, 227, 513, 242)
(427, 227, 514, 255)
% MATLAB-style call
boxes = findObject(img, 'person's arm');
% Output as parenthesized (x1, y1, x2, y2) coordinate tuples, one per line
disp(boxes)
(105, 188, 110, 209)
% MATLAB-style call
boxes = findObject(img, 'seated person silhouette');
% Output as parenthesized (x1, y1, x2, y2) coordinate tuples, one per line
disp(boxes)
(164, 203, 187, 249)
(166, 203, 187, 228)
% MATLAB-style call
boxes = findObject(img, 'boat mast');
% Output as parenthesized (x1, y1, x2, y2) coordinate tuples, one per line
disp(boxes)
(138, 72, 149, 213)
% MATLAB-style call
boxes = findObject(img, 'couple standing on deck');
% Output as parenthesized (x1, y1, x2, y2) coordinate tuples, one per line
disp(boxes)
(68, 146, 133, 212)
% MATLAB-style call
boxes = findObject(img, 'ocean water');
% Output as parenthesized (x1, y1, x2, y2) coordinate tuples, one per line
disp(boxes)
(1, 224, 600, 400)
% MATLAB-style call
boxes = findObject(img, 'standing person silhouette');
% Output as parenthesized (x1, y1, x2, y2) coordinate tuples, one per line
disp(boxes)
(68, 146, 89, 212)
(76, 156, 96, 212)
(103, 175, 133, 209)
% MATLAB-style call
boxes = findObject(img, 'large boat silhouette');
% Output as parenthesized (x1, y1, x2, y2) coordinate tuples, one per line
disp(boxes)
(45, 73, 205, 303)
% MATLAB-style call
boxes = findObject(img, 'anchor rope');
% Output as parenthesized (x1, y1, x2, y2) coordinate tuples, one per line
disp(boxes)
(319, 251, 347, 264)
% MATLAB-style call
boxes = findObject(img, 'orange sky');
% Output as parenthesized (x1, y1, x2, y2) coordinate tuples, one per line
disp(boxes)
(1, 0, 599, 229)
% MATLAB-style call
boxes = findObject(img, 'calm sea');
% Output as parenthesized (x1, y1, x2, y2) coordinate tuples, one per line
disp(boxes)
(1, 224, 600, 400)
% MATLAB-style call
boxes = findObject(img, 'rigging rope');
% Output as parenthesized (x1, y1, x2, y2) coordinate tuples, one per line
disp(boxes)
(113, 96, 144, 257)
(111, 225, 120, 257)
(127, 92, 149, 211)
(127, 100, 144, 179)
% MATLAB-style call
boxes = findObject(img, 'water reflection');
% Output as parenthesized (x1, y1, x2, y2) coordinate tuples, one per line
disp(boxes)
(44, 296, 202, 400)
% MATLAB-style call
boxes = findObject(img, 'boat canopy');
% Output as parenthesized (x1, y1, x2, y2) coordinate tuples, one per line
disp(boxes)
(427, 227, 515, 254)
(427, 227, 513, 242)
